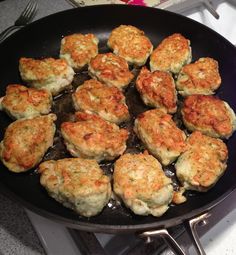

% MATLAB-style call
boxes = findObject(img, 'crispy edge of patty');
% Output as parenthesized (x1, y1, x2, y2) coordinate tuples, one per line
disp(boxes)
(60, 33, 99, 71)
(107, 25, 153, 66)
(182, 95, 236, 139)
(0, 84, 52, 119)
(88, 53, 134, 90)
(39, 158, 111, 217)
(150, 33, 192, 74)
(134, 109, 187, 165)
(113, 152, 173, 217)
(19, 57, 75, 96)
(176, 57, 221, 96)
(175, 131, 228, 192)
(60, 112, 129, 162)
(0, 114, 57, 173)
(136, 66, 177, 114)
(72, 79, 130, 124)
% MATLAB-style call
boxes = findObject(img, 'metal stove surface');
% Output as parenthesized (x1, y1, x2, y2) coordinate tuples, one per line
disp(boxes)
(26, 189, 236, 255)
(26, 1, 236, 254)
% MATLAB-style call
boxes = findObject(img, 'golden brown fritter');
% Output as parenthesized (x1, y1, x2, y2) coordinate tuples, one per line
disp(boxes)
(172, 187, 187, 204)
(88, 53, 134, 90)
(176, 131, 228, 192)
(39, 158, 111, 217)
(0, 114, 56, 173)
(107, 25, 153, 66)
(0, 84, 52, 119)
(134, 109, 187, 165)
(182, 95, 236, 139)
(150, 33, 192, 74)
(61, 112, 129, 162)
(136, 67, 177, 114)
(72, 79, 130, 124)
(60, 33, 99, 71)
(176, 57, 221, 96)
(19, 57, 75, 95)
(113, 153, 173, 217)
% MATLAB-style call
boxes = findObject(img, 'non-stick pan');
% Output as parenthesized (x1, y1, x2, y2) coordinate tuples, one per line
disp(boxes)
(0, 5, 236, 255)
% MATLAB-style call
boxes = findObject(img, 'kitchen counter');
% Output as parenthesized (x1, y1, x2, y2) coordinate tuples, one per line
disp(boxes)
(0, 0, 72, 32)
(0, 1, 72, 254)
(0, 192, 45, 254)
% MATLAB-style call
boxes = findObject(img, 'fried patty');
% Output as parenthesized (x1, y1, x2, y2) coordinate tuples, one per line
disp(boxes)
(19, 57, 75, 96)
(61, 112, 129, 162)
(136, 67, 177, 114)
(39, 158, 111, 217)
(72, 79, 130, 124)
(60, 33, 99, 71)
(107, 25, 153, 66)
(0, 114, 56, 173)
(0, 84, 52, 119)
(176, 57, 221, 96)
(176, 131, 228, 192)
(88, 53, 134, 90)
(182, 95, 236, 139)
(150, 33, 192, 74)
(113, 153, 173, 217)
(134, 109, 186, 165)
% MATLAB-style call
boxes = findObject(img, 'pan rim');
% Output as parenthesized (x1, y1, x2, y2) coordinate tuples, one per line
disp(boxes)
(1, 182, 235, 233)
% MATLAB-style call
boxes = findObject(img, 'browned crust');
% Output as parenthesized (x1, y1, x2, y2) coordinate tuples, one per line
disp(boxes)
(182, 95, 235, 138)
(19, 57, 70, 80)
(72, 79, 129, 123)
(136, 67, 177, 113)
(114, 153, 170, 199)
(0, 114, 56, 172)
(39, 158, 110, 196)
(60, 33, 98, 69)
(61, 112, 128, 161)
(108, 25, 153, 66)
(176, 131, 228, 191)
(176, 57, 221, 95)
(1, 84, 52, 119)
(136, 109, 186, 152)
(150, 33, 191, 73)
(88, 53, 134, 89)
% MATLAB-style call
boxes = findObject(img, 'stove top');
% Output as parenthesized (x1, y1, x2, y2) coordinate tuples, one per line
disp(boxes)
(26, 189, 236, 255)
(26, 1, 236, 254)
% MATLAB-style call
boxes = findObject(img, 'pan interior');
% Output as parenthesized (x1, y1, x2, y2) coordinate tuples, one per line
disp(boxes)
(0, 5, 236, 231)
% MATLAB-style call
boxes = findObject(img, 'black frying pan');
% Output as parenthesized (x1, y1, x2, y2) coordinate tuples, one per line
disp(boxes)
(0, 5, 236, 235)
